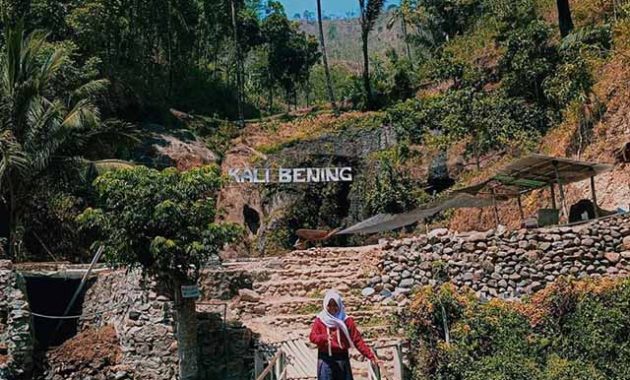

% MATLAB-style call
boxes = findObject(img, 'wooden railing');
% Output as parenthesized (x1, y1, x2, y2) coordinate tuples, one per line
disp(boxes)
(254, 340, 405, 380)
(255, 349, 288, 380)
(368, 342, 405, 380)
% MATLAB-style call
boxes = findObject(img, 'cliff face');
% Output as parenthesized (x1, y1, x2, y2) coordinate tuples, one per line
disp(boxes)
(217, 122, 399, 255)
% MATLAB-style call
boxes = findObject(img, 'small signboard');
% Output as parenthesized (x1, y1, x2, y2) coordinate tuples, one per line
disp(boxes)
(228, 167, 353, 184)
(181, 285, 200, 299)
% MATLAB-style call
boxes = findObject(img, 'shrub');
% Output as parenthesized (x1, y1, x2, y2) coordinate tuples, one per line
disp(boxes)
(403, 278, 630, 380)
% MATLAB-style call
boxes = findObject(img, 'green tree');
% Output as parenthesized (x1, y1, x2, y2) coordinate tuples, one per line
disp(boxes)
(262, 1, 320, 111)
(386, 0, 414, 62)
(0, 20, 109, 258)
(77, 165, 240, 380)
(358, 0, 385, 109)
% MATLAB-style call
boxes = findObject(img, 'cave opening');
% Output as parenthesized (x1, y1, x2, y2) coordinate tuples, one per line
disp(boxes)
(23, 276, 89, 349)
(243, 205, 261, 235)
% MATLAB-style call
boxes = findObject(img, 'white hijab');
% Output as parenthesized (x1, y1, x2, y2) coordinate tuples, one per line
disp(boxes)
(317, 290, 356, 350)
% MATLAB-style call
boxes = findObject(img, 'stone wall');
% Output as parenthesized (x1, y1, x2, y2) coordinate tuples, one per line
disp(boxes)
(369, 214, 630, 301)
(0, 260, 34, 380)
(198, 267, 254, 301)
(76, 270, 179, 380)
(197, 313, 256, 380)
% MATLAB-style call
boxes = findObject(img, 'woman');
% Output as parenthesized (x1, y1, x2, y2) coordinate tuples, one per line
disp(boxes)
(309, 290, 381, 380)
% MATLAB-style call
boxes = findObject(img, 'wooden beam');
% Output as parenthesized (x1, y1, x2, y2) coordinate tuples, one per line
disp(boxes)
(256, 351, 281, 380)
(590, 176, 599, 218)
(517, 194, 525, 220)
(550, 183, 557, 210)
(52, 245, 104, 340)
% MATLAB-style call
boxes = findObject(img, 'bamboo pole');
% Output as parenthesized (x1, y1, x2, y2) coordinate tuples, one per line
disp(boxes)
(52, 245, 105, 340)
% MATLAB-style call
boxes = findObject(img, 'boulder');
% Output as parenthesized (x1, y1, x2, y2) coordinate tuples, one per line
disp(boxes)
(604, 252, 621, 263)
(399, 278, 414, 288)
(466, 232, 487, 242)
(238, 289, 262, 302)
(428, 228, 449, 239)
(361, 287, 376, 297)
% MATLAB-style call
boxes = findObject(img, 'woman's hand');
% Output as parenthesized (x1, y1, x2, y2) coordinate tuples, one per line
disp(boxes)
(370, 356, 383, 367)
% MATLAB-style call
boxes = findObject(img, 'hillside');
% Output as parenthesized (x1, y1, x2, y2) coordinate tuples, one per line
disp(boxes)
(218, 0, 630, 252)
(296, 10, 408, 67)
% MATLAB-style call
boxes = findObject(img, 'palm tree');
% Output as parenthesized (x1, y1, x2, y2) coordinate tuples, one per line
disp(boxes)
(0, 20, 111, 258)
(386, 0, 414, 63)
(359, 0, 385, 109)
(316, 0, 338, 114)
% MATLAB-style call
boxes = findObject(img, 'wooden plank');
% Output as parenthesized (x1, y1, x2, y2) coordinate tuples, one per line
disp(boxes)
(293, 340, 317, 377)
(286, 340, 311, 378)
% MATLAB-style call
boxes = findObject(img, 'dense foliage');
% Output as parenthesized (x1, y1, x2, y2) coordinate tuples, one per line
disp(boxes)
(77, 165, 240, 279)
(0, 20, 135, 259)
(1, 0, 627, 259)
(401, 278, 630, 380)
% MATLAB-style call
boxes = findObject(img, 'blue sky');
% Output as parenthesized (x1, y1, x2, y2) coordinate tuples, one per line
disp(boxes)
(278, 0, 400, 19)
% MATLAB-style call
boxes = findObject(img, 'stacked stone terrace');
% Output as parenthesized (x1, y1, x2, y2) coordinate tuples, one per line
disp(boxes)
(201, 213, 630, 379)
(201, 246, 408, 379)
(370, 213, 630, 300)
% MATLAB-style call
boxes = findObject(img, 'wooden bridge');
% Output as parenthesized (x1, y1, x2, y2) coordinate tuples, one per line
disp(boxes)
(254, 338, 405, 380)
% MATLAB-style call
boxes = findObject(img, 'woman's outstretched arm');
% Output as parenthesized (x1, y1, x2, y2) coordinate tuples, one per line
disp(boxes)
(346, 318, 376, 361)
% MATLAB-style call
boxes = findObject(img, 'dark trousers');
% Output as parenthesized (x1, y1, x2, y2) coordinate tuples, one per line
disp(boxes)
(317, 352, 354, 380)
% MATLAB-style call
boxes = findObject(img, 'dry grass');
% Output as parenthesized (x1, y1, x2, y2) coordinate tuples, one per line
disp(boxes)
(46, 325, 121, 370)
(242, 111, 384, 153)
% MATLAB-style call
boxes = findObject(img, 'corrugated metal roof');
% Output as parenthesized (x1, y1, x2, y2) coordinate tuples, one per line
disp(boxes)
(337, 193, 495, 235)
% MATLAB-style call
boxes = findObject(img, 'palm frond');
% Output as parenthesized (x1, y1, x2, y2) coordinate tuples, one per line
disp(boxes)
(71, 79, 110, 102)
(62, 98, 101, 130)
(0, 131, 29, 185)
(24, 97, 66, 172)
(90, 159, 136, 174)
(36, 47, 65, 89)
(21, 30, 49, 82)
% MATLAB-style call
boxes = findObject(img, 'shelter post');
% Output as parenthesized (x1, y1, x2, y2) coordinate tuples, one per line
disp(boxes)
(550, 183, 557, 210)
(517, 194, 525, 220)
(552, 161, 569, 222)
(491, 188, 500, 227)
(590, 176, 599, 218)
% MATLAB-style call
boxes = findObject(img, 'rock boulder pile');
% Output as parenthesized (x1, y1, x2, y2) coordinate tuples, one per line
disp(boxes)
(0, 260, 34, 380)
(367, 214, 630, 301)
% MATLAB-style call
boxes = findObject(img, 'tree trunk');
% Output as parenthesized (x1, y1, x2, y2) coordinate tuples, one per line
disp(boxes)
(556, 0, 574, 37)
(316, 0, 338, 114)
(359, 0, 373, 109)
(173, 278, 199, 380)
(230, 0, 245, 126)
(6, 176, 16, 258)
(361, 30, 373, 109)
